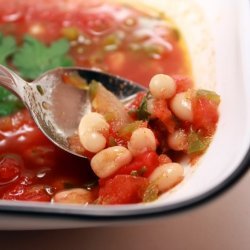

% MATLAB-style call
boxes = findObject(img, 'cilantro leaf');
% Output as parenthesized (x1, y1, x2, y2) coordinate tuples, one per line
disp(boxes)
(13, 35, 74, 80)
(0, 32, 23, 116)
(136, 96, 151, 121)
(0, 87, 24, 117)
(0, 32, 17, 65)
(132, 92, 151, 121)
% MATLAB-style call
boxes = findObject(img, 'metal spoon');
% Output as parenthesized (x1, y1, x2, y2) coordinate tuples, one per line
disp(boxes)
(0, 66, 145, 157)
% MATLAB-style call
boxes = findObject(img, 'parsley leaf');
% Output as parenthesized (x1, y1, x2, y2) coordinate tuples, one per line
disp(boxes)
(136, 95, 151, 121)
(128, 93, 151, 120)
(13, 35, 73, 80)
(0, 87, 24, 117)
(0, 32, 16, 65)
(0, 33, 23, 116)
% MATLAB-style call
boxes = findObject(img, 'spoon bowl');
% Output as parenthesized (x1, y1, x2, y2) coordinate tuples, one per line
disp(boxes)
(0, 66, 145, 157)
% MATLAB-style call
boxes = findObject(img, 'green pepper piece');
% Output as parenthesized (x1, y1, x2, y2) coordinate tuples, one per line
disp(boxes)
(196, 89, 220, 105)
(187, 130, 210, 155)
(118, 121, 144, 140)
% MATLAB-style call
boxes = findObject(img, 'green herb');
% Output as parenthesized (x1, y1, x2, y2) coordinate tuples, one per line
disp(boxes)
(187, 130, 210, 155)
(118, 121, 143, 140)
(143, 183, 159, 203)
(13, 35, 73, 80)
(0, 33, 17, 65)
(131, 166, 147, 177)
(0, 87, 24, 116)
(136, 96, 151, 121)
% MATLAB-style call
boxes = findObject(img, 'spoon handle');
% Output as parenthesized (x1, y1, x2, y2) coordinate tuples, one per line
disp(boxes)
(0, 65, 26, 98)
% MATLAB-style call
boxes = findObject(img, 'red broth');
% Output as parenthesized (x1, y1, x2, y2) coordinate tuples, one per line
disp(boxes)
(0, 1, 191, 202)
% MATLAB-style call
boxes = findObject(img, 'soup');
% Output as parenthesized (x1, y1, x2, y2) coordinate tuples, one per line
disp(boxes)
(0, 0, 219, 204)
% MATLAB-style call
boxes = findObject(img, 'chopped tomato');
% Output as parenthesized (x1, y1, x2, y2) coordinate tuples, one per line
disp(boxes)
(99, 151, 159, 186)
(116, 151, 159, 177)
(98, 175, 149, 204)
(172, 75, 193, 93)
(192, 96, 219, 134)
(153, 99, 176, 133)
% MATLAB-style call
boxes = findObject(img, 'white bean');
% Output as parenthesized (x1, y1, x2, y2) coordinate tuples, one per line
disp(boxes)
(53, 188, 95, 204)
(168, 129, 188, 151)
(128, 127, 156, 156)
(80, 131, 106, 153)
(91, 146, 132, 178)
(149, 74, 176, 99)
(149, 163, 184, 192)
(78, 112, 109, 150)
(170, 92, 193, 122)
(78, 112, 109, 135)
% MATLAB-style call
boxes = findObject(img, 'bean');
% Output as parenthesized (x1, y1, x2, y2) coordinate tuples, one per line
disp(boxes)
(168, 129, 188, 151)
(80, 131, 106, 153)
(78, 112, 109, 150)
(128, 127, 156, 156)
(170, 92, 193, 122)
(53, 188, 95, 205)
(78, 112, 109, 135)
(91, 146, 132, 178)
(149, 163, 184, 192)
(149, 74, 176, 99)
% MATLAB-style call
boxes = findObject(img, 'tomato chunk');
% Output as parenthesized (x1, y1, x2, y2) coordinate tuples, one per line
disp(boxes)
(116, 151, 159, 177)
(153, 99, 176, 133)
(192, 96, 219, 134)
(98, 175, 149, 204)
(99, 151, 159, 186)
(172, 75, 193, 93)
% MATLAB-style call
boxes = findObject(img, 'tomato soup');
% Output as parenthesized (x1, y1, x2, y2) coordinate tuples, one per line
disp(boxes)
(0, 1, 215, 204)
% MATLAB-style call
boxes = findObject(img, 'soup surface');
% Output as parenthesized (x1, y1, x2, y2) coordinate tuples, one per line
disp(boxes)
(0, 1, 219, 204)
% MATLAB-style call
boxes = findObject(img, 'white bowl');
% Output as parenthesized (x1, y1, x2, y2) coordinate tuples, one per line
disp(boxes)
(0, 0, 249, 230)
